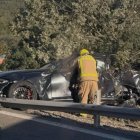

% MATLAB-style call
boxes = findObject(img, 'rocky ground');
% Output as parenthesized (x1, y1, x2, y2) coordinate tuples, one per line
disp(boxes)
(26, 109, 140, 132)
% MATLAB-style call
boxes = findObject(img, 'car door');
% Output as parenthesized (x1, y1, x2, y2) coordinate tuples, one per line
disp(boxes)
(49, 54, 76, 99)
(51, 59, 72, 98)
(51, 72, 71, 98)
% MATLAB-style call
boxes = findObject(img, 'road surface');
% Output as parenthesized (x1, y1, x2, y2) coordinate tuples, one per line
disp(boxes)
(0, 108, 140, 140)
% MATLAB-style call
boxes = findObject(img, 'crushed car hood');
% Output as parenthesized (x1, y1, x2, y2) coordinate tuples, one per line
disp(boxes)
(0, 69, 44, 76)
(0, 69, 47, 82)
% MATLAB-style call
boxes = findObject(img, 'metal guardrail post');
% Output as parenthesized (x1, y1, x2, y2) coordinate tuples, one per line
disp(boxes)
(94, 90, 101, 127)
(94, 114, 100, 127)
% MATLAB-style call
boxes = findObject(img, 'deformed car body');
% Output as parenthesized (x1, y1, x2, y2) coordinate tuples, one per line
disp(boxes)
(0, 53, 78, 100)
(0, 53, 140, 106)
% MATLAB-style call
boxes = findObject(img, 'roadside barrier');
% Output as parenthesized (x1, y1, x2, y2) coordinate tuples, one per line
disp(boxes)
(0, 97, 140, 127)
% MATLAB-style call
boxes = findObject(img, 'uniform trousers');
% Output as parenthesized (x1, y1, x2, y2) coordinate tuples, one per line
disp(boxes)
(78, 80, 98, 104)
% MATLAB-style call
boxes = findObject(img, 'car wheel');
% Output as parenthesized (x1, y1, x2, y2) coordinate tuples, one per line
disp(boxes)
(8, 81, 38, 100)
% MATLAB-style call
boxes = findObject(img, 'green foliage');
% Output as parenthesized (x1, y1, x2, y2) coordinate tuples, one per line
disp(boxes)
(75, 0, 140, 68)
(1, 0, 140, 70)
(0, 0, 24, 36)
(1, 42, 43, 70)
(0, 40, 8, 54)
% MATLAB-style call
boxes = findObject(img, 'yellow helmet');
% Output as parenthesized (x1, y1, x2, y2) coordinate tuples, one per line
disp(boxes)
(80, 49, 89, 56)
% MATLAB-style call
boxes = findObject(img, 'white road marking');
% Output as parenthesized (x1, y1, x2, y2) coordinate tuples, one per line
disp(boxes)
(0, 110, 131, 140)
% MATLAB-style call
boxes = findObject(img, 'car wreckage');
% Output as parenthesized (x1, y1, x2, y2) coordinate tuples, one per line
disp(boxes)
(0, 53, 140, 107)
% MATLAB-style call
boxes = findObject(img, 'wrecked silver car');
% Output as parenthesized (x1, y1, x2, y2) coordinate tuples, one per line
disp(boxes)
(0, 53, 139, 107)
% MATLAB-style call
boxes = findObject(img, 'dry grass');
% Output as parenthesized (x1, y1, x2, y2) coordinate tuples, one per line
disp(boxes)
(26, 109, 140, 132)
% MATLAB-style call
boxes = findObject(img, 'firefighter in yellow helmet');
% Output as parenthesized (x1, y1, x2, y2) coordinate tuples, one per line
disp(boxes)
(77, 49, 99, 117)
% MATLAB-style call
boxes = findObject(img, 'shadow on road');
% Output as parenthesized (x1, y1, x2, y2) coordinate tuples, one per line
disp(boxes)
(0, 109, 140, 140)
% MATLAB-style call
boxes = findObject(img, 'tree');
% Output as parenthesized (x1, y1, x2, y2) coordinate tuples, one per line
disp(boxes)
(0, 40, 8, 55)
(74, 0, 140, 68)
(7, 0, 140, 69)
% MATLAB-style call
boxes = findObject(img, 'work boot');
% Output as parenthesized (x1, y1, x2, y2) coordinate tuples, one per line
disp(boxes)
(80, 113, 87, 118)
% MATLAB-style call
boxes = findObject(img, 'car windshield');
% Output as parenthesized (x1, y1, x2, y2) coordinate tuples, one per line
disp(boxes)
(41, 52, 78, 71)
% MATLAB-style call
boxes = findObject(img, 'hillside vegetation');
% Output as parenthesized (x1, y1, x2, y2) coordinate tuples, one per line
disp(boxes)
(0, 0, 140, 70)
(0, 0, 24, 56)
(0, 0, 24, 36)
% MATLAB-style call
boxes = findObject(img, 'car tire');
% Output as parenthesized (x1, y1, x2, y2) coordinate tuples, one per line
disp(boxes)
(8, 81, 38, 100)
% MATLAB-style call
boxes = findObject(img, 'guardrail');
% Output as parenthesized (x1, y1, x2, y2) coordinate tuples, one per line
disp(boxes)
(0, 98, 140, 127)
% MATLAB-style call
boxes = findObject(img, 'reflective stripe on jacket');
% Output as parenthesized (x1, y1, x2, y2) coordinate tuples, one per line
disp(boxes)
(78, 54, 98, 81)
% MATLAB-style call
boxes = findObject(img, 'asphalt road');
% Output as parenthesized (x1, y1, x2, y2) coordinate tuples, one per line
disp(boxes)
(0, 109, 140, 140)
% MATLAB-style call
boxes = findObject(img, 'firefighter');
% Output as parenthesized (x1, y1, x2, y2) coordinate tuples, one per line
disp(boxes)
(77, 49, 99, 117)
